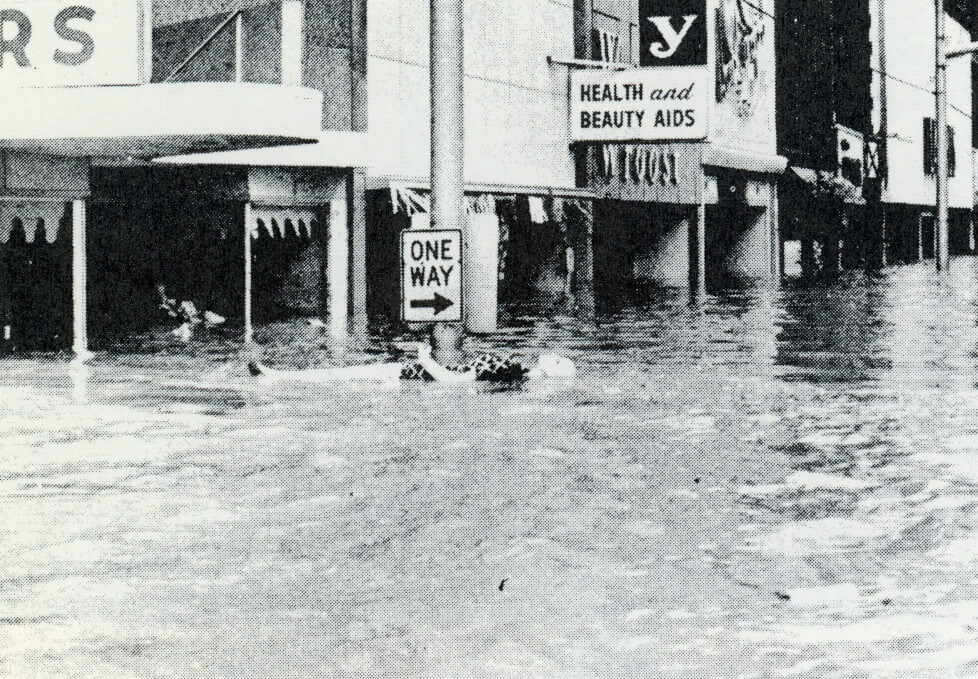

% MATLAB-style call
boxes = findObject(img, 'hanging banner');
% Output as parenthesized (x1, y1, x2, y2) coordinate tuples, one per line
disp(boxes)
(0, 0, 144, 87)
(571, 67, 708, 142)
(639, 0, 708, 67)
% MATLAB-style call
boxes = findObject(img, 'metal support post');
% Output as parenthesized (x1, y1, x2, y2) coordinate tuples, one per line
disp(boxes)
(71, 199, 90, 361)
(243, 202, 254, 345)
(429, 0, 466, 363)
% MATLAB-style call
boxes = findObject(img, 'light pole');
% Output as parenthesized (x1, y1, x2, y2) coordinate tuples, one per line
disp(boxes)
(429, 0, 465, 362)
(935, 3, 978, 272)
(935, 1, 949, 271)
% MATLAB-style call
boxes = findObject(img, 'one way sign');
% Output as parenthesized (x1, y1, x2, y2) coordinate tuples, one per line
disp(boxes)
(400, 229, 463, 322)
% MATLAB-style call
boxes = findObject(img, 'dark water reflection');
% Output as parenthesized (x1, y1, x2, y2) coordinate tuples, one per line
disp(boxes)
(4, 259, 978, 677)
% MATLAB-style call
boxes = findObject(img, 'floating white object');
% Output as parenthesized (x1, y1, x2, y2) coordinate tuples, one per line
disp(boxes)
(203, 311, 226, 326)
(172, 323, 192, 343)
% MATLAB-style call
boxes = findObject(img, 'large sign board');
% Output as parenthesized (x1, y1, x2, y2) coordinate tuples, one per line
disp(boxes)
(400, 229, 463, 323)
(0, 0, 143, 87)
(571, 67, 708, 142)
(639, 0, 708, 67)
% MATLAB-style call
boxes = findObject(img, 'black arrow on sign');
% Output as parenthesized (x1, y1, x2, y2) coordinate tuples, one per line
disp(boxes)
(410, 292, 454, 316)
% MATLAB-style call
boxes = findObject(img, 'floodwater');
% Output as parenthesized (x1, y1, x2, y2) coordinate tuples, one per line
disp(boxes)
(4, 259, 978, 678)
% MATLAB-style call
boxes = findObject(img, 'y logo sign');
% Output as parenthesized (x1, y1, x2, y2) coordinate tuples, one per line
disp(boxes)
(639, 0, 707, 67)
(646, 15, 698, 59)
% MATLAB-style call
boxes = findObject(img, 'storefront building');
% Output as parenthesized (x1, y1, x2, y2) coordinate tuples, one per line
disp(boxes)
(1, 0, 791, 355)
(776, 0, 975, 275)
(576, 0, 785, 299)
(0, 0, 366, 356)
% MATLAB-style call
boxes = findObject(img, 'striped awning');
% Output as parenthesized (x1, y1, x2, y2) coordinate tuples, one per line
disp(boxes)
(0, 202, 69, 244)
(248, 206, 319, 240)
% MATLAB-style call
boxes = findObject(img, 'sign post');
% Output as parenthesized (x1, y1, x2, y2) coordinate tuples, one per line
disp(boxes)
(428, 0, 466, 361)
(401, 229, 463, 324)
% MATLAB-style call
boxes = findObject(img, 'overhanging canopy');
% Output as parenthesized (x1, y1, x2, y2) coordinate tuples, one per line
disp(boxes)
(0, 82, 323, 159)
(789, 167, 866, 205)
(154, 131, 373, 169)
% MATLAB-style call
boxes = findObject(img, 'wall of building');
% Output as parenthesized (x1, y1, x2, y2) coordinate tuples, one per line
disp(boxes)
(875, 0, 973, 210)
(152, 0, 364, 131)
(366, 0, 577, 189)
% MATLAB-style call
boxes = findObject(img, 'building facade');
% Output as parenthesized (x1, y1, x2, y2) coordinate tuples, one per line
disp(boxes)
(776, 0, 975, 275)
(0, 0, 792, 356)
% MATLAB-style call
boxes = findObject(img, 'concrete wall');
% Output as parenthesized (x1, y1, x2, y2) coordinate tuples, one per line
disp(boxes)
(873, 0, 973, 210)
(367, 0, 577, 189)
(632, 217, 690, 287)
(152, 0, 364, 130)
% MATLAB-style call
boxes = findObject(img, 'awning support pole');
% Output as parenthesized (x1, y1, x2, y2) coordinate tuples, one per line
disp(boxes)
(244, 202, 254, 345)
(234, 12, 244, 83)
(71, 199, 90, 362)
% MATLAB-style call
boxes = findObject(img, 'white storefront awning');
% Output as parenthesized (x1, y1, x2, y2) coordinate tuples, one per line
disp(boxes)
(0, 83, 323, 159)
(155, 131, 373, 169)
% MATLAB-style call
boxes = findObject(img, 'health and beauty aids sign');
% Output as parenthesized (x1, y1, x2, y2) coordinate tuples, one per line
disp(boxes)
(0, 0, 143, 87)
(571, 67, 708, 142)
(400, 229, 463, 323)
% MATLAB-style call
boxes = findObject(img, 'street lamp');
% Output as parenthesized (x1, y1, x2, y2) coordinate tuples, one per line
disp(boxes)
(935, 2, 978, 272)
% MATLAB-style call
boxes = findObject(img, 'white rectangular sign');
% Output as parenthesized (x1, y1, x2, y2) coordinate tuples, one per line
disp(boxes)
(571, 67, 709, 142)
(400, 229, 463, 323)
(0, 0, 144, 87)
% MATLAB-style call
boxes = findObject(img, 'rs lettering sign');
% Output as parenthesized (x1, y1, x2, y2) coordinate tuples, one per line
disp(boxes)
(400, 229, 463, 323)
(0, 0, 143, 87)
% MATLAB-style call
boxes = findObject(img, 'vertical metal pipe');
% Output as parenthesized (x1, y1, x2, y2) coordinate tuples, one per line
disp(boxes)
(234, 12, 244, 83)
(430, 0, 465, 361)
(71, 199, 89, 361)
(244, 202, 253, 345)
(935, 0, 950, 271)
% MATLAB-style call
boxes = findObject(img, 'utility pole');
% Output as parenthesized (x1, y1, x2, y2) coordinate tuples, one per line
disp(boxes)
(934, 5, 978, 272)
(935, 0, 949, 271)
(429, 0, 465, 362)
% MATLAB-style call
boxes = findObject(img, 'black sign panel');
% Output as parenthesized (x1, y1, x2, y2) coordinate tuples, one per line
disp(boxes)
(639, 0, 708, 67)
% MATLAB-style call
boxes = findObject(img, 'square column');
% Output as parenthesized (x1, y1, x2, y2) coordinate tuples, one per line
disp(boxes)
(327, 198, 349, 335)
(348, 169, 368, 333)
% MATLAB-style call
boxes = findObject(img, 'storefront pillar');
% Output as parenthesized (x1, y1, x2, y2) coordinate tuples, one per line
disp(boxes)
(464, 205, 499, 333)
(328, 198, 349, 335)
(573, 200, 596, 319)
(769, 184, 781, 279)
(348, 169, 368, 333)
(71, 199, 91, 361)
(693, 199, 707, 297)
(243, 202, 254, 345)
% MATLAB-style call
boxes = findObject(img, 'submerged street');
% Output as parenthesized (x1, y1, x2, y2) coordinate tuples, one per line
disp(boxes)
(5, 259, 978, 677)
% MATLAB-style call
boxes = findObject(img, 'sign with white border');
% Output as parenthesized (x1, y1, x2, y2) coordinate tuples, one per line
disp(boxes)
(571, 67, 709, 142)
(400, 229, 463, 323)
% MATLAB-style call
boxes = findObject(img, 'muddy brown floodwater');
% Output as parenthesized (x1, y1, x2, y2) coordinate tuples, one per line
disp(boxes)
(5, 260, 978, 678)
